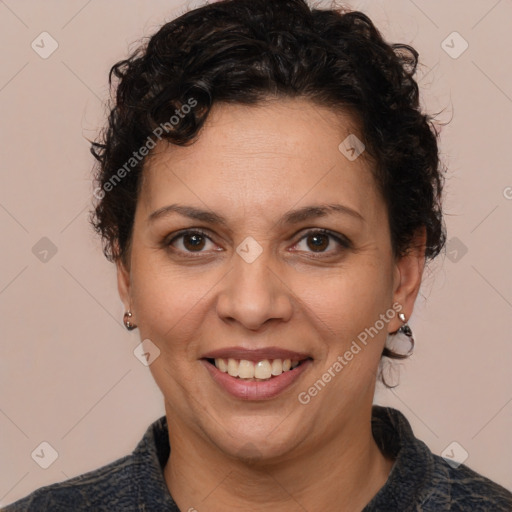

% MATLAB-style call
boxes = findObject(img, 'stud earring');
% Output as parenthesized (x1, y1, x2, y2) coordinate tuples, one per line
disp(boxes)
(123, 311, 137, 330)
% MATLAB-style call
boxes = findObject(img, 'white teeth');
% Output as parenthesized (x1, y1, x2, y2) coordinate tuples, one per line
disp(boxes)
(227, 358, 239, 377)
(215, 358, 228, 373)
(271, 359, 283, 376)
(254, 360, 272, 379)
(238, 360, 255, 379)
(213, 357, 303, 379)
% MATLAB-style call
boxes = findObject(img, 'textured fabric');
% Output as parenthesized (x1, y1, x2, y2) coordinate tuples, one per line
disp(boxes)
(3, 406, 511, 511)
(363, 407, 512, 511)
(2, 415, 178, 512)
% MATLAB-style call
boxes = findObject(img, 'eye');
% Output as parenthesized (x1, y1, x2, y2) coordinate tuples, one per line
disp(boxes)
(165, 228, 350, 258)
(292, 229, 351, 255)
(167, 229, 218, 254)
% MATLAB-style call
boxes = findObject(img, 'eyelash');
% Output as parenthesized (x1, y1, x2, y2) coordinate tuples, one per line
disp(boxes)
(165, 228, 351, 259)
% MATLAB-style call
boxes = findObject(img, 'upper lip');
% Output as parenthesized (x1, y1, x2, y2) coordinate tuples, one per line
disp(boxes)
(201, 346, 311, 362)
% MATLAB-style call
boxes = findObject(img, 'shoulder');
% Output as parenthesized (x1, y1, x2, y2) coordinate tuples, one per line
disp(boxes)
(2, 415, 174, 512)
(422, 454, 512, 511)
(1, 454, 137, 511)
(368, 406, 512, 511)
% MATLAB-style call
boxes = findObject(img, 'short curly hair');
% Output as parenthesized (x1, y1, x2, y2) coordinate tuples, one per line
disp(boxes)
(90, 0, 446, 367)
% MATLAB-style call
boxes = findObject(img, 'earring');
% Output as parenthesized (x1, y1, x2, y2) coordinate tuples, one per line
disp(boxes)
(395, 312, 415, 354)
(123, 311, 137, 331)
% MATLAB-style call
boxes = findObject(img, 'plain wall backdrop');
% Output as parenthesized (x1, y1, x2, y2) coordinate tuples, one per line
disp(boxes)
(1, 0, 511, 506)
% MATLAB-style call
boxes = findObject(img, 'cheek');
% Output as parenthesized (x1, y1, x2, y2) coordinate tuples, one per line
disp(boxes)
(130, 261, 216, 349)
(296, 259, 392, 336)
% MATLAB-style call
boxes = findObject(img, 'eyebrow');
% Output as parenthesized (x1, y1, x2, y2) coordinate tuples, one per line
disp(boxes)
(148, 203, 365, 225)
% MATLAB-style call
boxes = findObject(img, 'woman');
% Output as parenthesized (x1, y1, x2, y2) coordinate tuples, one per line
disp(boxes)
(4, 0, 511, 510)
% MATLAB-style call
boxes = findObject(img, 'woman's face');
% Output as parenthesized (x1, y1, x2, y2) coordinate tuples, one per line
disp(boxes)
(118, 98, 424, 461)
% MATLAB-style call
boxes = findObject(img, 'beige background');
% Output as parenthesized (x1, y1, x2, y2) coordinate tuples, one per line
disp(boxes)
(1, 0, 511, 506)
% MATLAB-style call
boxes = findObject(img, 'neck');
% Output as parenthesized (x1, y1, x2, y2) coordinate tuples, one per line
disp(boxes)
(163, 407, 394, 512)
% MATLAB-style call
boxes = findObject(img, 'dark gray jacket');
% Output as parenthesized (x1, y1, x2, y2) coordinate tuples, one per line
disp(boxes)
(3, 406, 511, 511)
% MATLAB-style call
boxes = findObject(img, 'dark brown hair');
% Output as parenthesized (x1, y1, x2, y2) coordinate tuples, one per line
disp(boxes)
(90, 0, 446, 373)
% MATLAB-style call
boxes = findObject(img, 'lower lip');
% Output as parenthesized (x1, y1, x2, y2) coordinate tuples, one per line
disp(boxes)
(201, 359, 312, 401)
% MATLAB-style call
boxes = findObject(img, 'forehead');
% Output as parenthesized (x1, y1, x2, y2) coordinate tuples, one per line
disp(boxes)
(139, 98, 382, 223)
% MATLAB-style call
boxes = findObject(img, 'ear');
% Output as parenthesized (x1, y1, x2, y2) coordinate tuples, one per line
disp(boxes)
(116, 258, 132, 313)
(389, 227, 427, 333)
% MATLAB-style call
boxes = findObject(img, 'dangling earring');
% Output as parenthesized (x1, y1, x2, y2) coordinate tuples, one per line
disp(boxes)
(123, 311, 137, 330)
(394, 312, 415, 355)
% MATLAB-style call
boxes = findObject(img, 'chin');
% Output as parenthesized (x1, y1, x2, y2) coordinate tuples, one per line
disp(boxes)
(210, 419, 303, 464)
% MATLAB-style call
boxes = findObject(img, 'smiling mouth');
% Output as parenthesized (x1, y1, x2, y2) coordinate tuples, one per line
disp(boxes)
(204, 357, 312, 381)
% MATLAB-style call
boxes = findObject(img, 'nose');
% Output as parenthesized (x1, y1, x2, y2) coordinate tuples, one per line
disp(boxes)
(215, 251, 293, 331)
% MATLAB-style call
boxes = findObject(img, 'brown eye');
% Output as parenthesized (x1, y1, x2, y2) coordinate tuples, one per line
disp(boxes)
(293, 229, 351, 255)
(167, 230, 217, 254)
(183, 233, 206, 251)
(306, 233, 329, 252)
